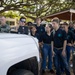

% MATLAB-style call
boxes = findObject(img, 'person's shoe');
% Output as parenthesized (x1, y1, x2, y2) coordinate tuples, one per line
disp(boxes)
(49, 69, 55, 74)
(42, 70, 45, 74)
(70, 63, 73, 68)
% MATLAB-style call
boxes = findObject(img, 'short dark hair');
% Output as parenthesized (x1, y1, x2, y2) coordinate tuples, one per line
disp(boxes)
(52, 17, 60, 24)
(36, 17, 41, 21)
(30, 25, 36, 29)
(27, 22, 32, 26)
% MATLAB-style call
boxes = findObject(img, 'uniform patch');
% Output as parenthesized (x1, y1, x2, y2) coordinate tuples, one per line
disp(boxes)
(58, 34, 62, 37)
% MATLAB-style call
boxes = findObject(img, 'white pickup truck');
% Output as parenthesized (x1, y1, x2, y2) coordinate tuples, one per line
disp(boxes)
(0, 33, 40, 75)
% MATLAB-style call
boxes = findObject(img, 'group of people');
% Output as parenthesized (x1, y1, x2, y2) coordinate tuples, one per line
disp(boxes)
(0, 16, 75, 75)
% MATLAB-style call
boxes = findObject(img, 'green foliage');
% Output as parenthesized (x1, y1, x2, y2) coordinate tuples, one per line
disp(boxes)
(1, 11, 20, 18)
(0, 0, 75, 20)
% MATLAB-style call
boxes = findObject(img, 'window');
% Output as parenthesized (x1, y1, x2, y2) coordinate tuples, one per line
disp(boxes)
(10, 21, 15, 26)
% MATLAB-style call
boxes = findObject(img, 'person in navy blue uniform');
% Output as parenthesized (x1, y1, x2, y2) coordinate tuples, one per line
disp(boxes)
(18, 17, 29, 35)
(68, 22, 74, 32)
(35, 18, 45, 35)
(51, 18, 70, 75)
(63, 22, 75, 65)
(40, 24, 55, 74)
(60, 22, 65, 30)
(30, 25, 41, 42)
(73, 22, 75, 34)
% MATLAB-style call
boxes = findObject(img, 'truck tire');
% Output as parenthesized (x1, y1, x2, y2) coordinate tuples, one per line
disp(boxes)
(11, 69, 34, 75)
(27, 58, 38, 75)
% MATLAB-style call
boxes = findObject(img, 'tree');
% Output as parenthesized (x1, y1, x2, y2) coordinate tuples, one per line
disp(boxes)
(2, 11, 20, 18)
(0, 0, 75, 20)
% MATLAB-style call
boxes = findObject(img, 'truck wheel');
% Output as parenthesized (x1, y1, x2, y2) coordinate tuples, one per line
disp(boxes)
(11, 69, 34, 75)
(28, 58, 38, 75)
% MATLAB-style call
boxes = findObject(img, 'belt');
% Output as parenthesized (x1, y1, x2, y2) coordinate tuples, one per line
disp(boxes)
(54, 47, 63, 50)
(45, 43, 51, 45)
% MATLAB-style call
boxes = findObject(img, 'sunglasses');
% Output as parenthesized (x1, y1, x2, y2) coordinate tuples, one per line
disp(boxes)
(22, 21, 25, 23)
(21, 21, 26, 23)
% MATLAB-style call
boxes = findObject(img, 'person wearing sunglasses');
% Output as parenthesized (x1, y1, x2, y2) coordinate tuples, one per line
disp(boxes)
(18, 17, 29, 35)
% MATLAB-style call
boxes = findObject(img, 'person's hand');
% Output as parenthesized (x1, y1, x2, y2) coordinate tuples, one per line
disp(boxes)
(39, 53, 42, 58)
(52, 51, 55, 57)
(67, 43, 72, 46)
(62, 50, 66, 57)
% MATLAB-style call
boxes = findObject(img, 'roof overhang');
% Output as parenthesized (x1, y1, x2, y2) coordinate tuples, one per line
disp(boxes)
(43, 9, 75, 21)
